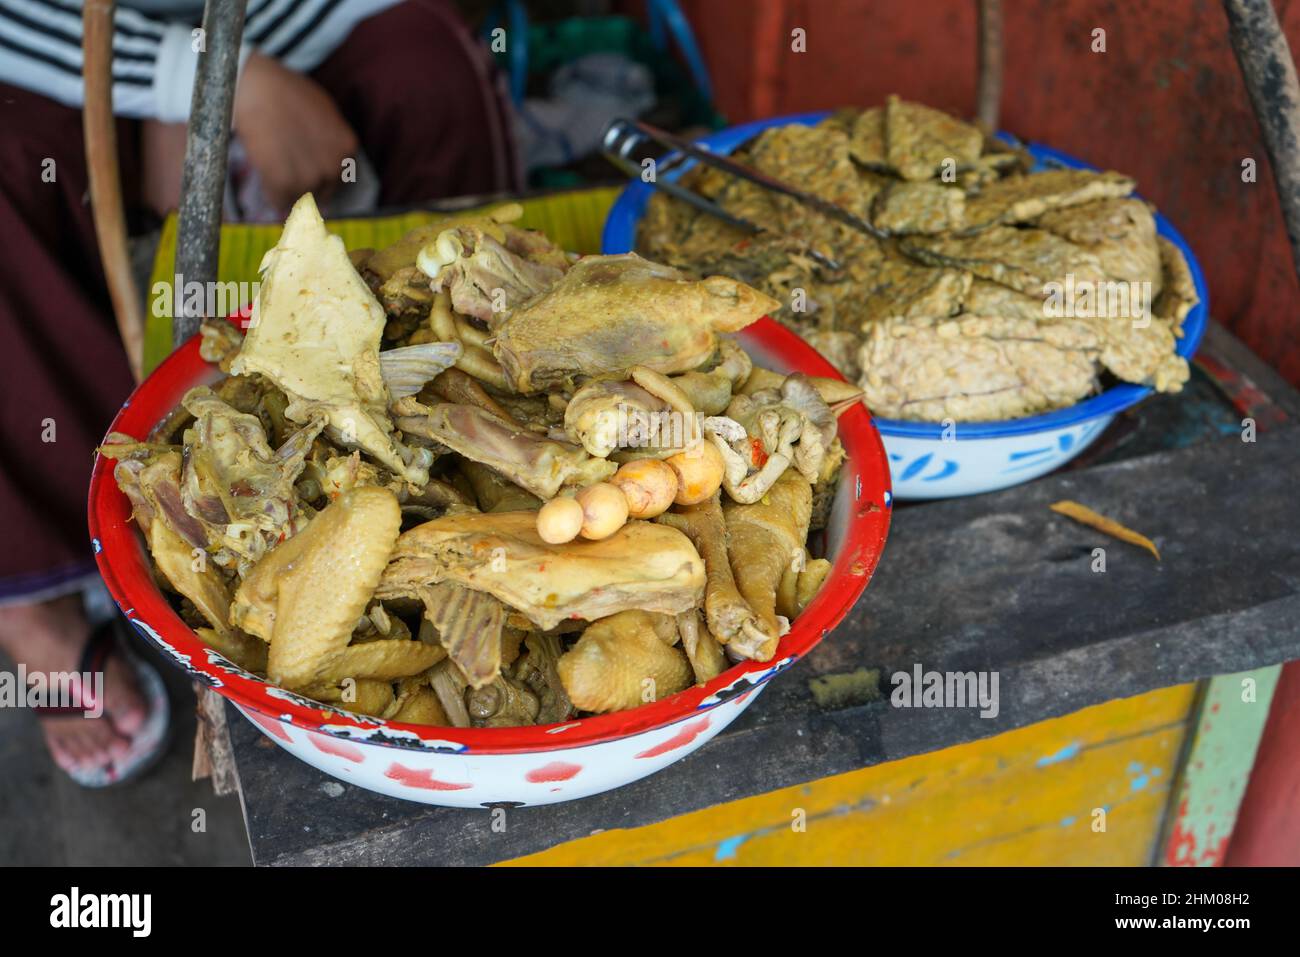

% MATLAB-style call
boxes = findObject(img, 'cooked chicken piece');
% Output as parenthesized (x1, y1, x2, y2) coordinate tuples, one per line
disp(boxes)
(390, 688, 449, 725)
(377, 512, 706, 631)
(492, 254, 778, 393)
(198, 318, 244, 371)
(564, 379, 674, 458)
(419, 580, 506, 689)
(796, 558, 834, 615)
(231, 486, 402, 689)
(366, 205, 524, 285)
(722, 472, 813, 661)
(655, 494, 766, 650)
(314, 638, 443, 684)
(393, 401, 614, 499)
(378, 341, 463, 398)
(98, 445, 215, 552)
(963, 169, 1136, 231)
(424, 367, 528, 430)
(459, 459, 541, 512)
(676, 610, 727, 684)
(704, 378, 831, 505)
(308, 678, 395, 718)
(810, 437, 846, 532)
(902, 226, 1109, 297)
(418, 223, 568, 326)
(428, 658, 472, 727)
(558, 610, 693, 713)
(194, 627, 268, 673)
(230, 194, 430, 486)
(874, 181, 966, 234)
(665, 338, 751, 416)
(513, 633, 573, 724)
(178, 387, 323, 566)
(147, 518, 266, 672)
(466, 673, 540, 727)
(884, 95, 984, 181)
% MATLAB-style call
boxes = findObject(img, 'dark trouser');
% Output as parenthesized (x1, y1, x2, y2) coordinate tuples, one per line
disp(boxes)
(0, 0, 518, 603)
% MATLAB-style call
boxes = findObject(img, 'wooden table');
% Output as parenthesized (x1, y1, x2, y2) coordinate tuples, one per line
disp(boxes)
(221, 319, 1300, 866)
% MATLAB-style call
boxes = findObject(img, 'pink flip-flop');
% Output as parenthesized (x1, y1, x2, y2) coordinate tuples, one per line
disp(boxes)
(32, 619, 171, 788)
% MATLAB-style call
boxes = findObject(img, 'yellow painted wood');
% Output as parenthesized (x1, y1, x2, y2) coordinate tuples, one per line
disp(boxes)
(501, 683, 1196, 866)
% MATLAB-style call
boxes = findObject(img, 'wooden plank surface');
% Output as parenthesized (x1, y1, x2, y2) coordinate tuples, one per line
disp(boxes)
(503, 684, 1196, 866)
(230, 420, 1300, 865)
(1160, 667, 1281, 866)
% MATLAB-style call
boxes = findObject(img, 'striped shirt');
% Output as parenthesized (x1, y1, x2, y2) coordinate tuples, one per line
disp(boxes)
(0, 0, 402, 121)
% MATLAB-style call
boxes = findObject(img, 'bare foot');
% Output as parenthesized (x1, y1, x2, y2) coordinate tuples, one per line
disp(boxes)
(0, 595, 147, 775)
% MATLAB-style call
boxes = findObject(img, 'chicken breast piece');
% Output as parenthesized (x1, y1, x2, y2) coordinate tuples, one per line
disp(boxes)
(231, 193, 428, 485)
(378, 511, 706, 631)
(492, 254, 779, 393)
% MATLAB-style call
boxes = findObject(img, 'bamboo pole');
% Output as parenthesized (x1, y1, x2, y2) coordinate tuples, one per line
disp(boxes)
(173, 0, 249, 349)
(82, 0, 144, 383)
(975, 0, 1003, 130)
(1223, 0, 1300, 285)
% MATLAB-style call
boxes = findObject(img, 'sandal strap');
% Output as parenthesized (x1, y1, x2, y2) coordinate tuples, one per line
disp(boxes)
(30, 620, 119, 716)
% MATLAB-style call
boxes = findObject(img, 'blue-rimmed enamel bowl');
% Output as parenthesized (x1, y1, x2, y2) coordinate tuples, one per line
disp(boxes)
(601, 112, 1210, 499)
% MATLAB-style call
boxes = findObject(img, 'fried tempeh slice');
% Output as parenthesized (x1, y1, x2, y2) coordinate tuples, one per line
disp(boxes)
(884, 95, 984, 181)
(1153, 237, 1199, 334)
(655, 494, 766, 649)
(902, 226, 1109, 297)
(962, 169, 1136, 231)
(378, 512, 705, 631)
(873, 181, 966, 234)
(721, 472, 813, 661)
(231, 486, 402, 690)
(558, 611, 693, 713)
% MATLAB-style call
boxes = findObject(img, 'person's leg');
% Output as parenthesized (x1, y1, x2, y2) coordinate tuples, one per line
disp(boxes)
(310, 0, 522, 206)
(0, 82, 145, 772)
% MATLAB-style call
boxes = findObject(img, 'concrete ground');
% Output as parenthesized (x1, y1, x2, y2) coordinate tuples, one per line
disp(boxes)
(0, 635, 251, 866)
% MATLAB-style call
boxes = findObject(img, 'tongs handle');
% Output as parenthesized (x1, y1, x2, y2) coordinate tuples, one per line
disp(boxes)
(602, 121, 761, 237)
(617, 118, 888, 242)
(602, 118, 846, 270)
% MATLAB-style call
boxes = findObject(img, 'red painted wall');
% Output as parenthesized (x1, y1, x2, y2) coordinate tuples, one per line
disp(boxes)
(677, 0, 1300, 386)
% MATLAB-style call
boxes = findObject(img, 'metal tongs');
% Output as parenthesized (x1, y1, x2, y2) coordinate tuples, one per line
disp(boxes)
(602, 118, 890, 271)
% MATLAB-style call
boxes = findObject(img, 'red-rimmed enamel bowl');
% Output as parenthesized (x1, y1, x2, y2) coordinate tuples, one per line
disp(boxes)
(88, 317, 891, 806)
